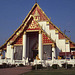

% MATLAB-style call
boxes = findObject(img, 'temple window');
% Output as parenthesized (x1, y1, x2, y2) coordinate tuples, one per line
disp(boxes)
(14, 46, 23, 60)
(43, 45, 52, 60)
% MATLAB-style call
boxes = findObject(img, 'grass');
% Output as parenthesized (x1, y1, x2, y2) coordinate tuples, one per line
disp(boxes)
(21, 68, 75, 75)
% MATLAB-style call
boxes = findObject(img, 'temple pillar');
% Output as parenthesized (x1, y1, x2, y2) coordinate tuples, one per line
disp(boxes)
(11, 45, 14, 63)
(38, 31, 42, 60)
(52, 43, 56, 60)
(6, 44, 14, 64)
(23, 32, 26, 61)
(0, 50, 2, 59)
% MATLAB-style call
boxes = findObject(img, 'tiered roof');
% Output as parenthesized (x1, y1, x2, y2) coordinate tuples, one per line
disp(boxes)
(0, 3, 75, 50)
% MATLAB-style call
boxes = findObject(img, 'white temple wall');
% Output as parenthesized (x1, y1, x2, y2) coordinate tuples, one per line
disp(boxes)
(6, 44, 14, 63)
(50, 30, 56, 41)
(39, 21, 70, 54)
(58, 39, 65, 52)
(7, 45, 12, 59)
(66, 43, 70, 52)
(38, 21, 50, 35)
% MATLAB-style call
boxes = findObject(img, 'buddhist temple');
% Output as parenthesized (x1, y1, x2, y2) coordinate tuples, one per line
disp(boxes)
(0, 3, 75, 66)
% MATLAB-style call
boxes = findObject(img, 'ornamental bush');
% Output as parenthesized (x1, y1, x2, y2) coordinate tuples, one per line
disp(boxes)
(19, 64, 24, 67)
(62, 63, 72, 69)
(62, 63, 66, 68)
(2, 63, 8, 68)
(52, 64, 59, 69)
(67, 64, 72, 69)
(32, 64, 43, 70)
(0, 65, 3, 68)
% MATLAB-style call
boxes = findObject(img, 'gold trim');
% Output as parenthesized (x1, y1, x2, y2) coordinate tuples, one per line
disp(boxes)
(39, 30, 42, 34)
(66, 40, 69, 44)
(55, 30, 59, 34)
(70, 47, 75, 48)
(8, 42, 10, 45)
(11, 45, 14, 49)
(46, 21, 49, 25)
(52, 43, 55, 48)
(43, 43, 53, 45)
(0, 50, 2, 52)
(34, 9, 40, 17)
(26, 30, 39, 32)
(16, 32, 19, 35)
(14, 44, 23, 46)
(24, 31, 26, 35)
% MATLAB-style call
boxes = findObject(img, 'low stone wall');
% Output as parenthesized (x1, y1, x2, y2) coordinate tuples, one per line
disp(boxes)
(0, 59, 75, 67)
(33, 59, 75, 67)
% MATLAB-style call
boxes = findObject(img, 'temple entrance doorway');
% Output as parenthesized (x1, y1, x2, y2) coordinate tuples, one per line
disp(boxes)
(26, 31, 38, 61)
(33, 50, 38, 59)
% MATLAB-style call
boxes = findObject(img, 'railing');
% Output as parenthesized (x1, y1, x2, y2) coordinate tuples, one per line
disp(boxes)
(14, 60, 23, 65)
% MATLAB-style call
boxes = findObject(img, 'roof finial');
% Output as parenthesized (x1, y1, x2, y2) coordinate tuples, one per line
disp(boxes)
(50, 17, 51, 21)
(35, 0, 37, 3)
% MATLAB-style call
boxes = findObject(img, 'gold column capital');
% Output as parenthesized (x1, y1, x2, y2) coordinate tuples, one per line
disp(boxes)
(52, 43, 55, 48)
(24, 31, 26, 35)
(39, 30, 42, 34)
(66, 40, 69, 44)
(8, 42, 10, 45)
(0, 49, 2, 52)
(11, 45, 14, 49)
(55, 30, 59, 34)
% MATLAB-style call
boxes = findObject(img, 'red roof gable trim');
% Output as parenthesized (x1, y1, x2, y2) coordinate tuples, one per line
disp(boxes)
(14, 34, 23, 44)
(27, 19, 41, 30)
(70, 42, 75, 48)
(42, 33, 53, 44)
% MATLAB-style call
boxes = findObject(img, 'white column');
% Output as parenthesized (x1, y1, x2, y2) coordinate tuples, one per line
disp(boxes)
(11, 45, 14, 64)
(52, 44, 56, 60)
(39, 31, 42, 60)
(6, 44, 14, 64)
(23, 32, 26, 61)
(0, 50, 2, 59)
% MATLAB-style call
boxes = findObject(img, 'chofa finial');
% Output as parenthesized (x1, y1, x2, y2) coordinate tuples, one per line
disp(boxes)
(35, 0, 37, 3)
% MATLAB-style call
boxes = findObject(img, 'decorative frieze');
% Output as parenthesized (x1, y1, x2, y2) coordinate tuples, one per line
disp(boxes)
(16, 31, 21, 35)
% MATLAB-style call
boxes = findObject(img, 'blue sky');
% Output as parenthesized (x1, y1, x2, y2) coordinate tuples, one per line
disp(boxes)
(0, 0, 75, 46)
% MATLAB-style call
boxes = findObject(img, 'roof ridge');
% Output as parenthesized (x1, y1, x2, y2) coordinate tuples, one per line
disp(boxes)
(0, 3, 75, 49)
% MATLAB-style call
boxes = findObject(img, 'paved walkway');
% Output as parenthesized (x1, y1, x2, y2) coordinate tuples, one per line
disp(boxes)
(0, 66, 32, 75)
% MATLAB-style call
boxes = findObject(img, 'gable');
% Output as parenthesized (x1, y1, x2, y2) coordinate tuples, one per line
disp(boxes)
(32, 6, 48, 21)
(49, 23, 56, 30)
(70, 42, 75, 48)
(42, 33, 53, 44)
(27, 19, 41, 30)
(14, 34, 23, 45)
(0, 3, 75, 50)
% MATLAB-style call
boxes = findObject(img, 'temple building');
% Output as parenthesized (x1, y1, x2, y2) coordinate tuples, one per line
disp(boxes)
(0, 3, 75, 66)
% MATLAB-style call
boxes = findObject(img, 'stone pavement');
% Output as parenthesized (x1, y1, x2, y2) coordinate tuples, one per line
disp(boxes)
(0, 66, 32, 75)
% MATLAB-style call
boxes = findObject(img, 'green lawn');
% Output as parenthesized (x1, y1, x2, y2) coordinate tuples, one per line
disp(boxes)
(21, 69, 75, 75)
